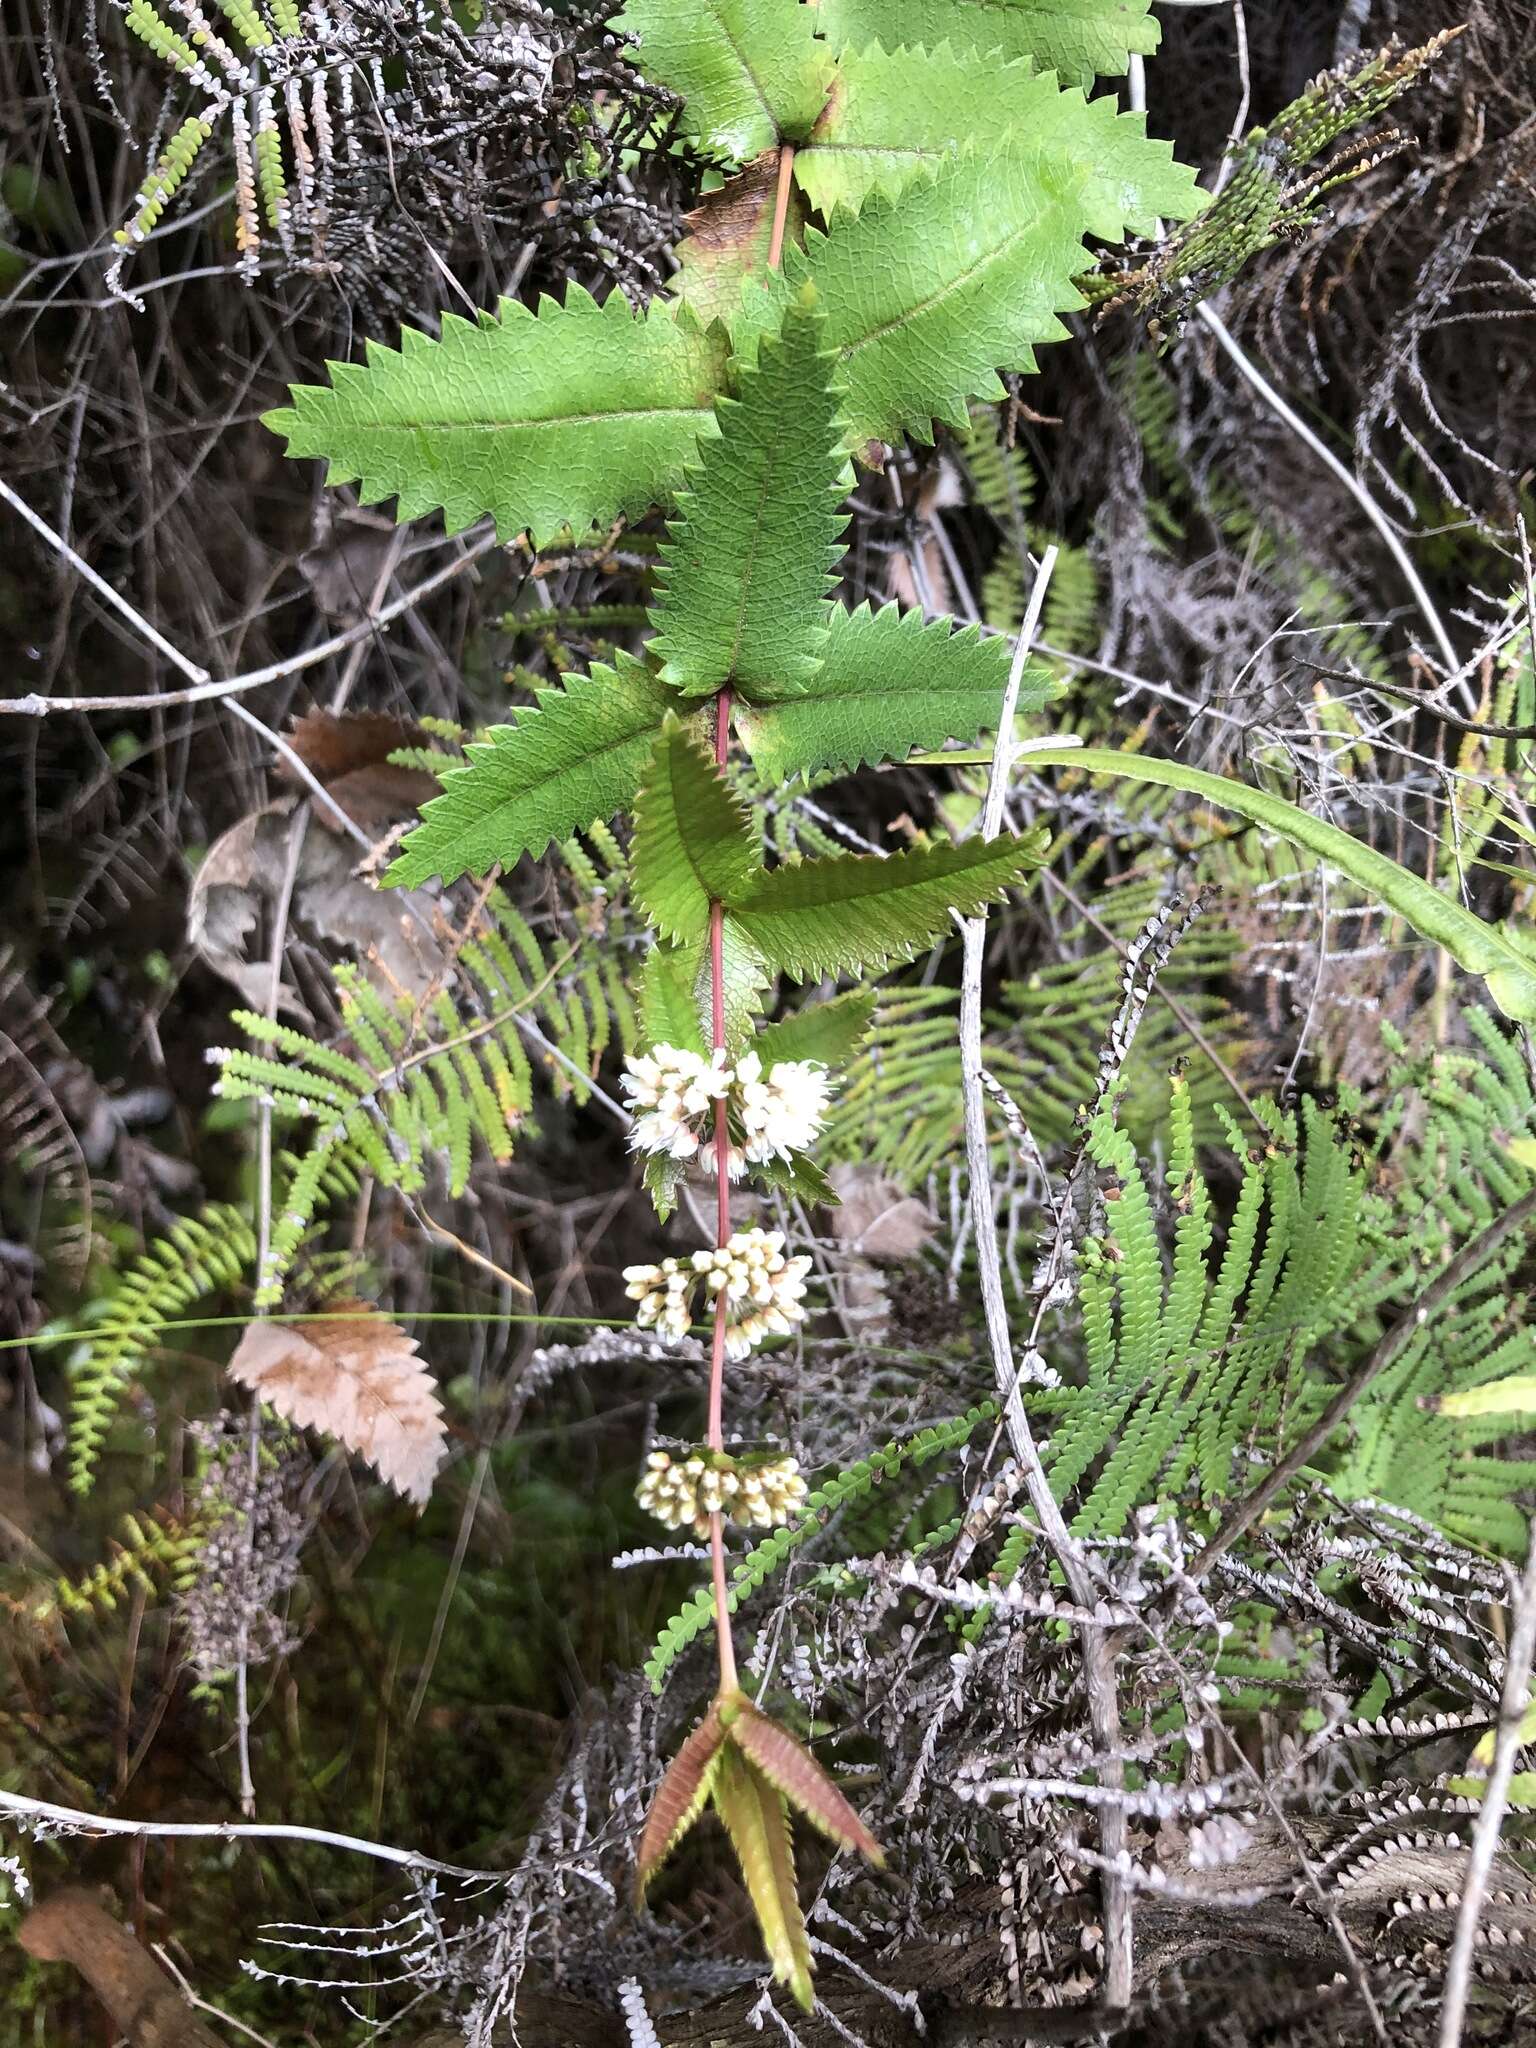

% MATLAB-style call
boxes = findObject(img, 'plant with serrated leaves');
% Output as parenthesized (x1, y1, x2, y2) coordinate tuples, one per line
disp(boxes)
(251, 6, 1536, 2015)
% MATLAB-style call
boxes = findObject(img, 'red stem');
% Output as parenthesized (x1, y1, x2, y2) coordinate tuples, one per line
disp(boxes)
(767, 145, 795, 272)
(705, 143, 792, 1700)
(707, 686, 737, 1692)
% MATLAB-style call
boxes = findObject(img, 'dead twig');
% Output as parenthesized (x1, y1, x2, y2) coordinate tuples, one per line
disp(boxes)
(957, 544, 1134, 2011)
(20, 1887, 225, 2048)
(1438, 1522, 1536, 2048)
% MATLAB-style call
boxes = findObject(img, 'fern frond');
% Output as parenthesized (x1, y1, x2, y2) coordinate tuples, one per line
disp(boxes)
(213, 881, 641, 1308)
(41, 1507, 209, 1625)
(1023, 1016, 1536, 1554)
(68, 1205, 256, 1493)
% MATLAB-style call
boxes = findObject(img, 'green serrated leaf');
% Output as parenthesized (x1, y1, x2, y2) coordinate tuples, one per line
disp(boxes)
(812, 0, 1160, 86)
(730, 146, 1092, 445)
(632, 719, 757, 944)
(736, 600, 1056, 781)
(613, 0, 834, 162)
(753, 988, 877, 1069)
(798, 42, 1203, 241)
(388, 656, 683, 887)
(710, 1746, 815, 2011)
(640, 943, 710, 1054)
(1027, 746, 1536, 1025)
(695, 917, 772, 1054)
(725, 829, 1048, 981)
(747, 1147, 839, 1207)
(650, 294, 849, 699)
(264, 288, 727, 546)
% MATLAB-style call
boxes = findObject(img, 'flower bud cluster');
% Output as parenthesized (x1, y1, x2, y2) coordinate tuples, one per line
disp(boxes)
(623, 1257, 696, 1343)
(624, 1228, 812, 1360)
(626, 1228, 819, 1359)
(694, 1228, 813, 1360)
(621, 1043, 831, 1177)
(637, 1448, 808, 1538)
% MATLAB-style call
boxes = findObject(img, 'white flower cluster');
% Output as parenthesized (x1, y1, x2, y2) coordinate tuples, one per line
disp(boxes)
(732, 1051, 831, 1168)
(620, 1045, 730, 1163)
(623, 1227, 813, 1359)
(694, 1227, 813, 1360)
(621, 1043, 831, 1177)
(637, 1448, 808, 1538)
(624, 1256, 697, 1343)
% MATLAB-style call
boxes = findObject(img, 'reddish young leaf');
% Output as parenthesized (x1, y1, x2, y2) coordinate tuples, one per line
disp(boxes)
(635, 1699, 726, 1898)
(726, 1697, 884, 1865)
(711, 1745, 814, 2012)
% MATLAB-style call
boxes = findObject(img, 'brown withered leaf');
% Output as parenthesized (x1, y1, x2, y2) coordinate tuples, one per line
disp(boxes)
(313, 762, 442, 835)
(186, 797, 447, 1010)
(297, 510, 399, 620)
(672, 152, 808, 324)
(280, 710, 427, 783)
(276, 711, 441, 835)
(185, 801, 310, 1017)
(635, 1699, 726, 1898)
(227, 1303, 447, 1505)
(726, 1696, 884, 1864)
(829, 1164, 935, 1260)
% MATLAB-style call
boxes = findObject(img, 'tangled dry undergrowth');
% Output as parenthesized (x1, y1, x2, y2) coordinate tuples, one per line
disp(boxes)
(5, 3, 1536, 2046)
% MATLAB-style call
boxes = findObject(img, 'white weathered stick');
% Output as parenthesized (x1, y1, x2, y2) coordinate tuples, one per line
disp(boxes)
(0, 477, 497, 715)
(0, 1788, 499, 1881)
(1439, 1526, 1536, 2048)
(1193, 303, 1463, 688)
(957, 545, 1134, 2009)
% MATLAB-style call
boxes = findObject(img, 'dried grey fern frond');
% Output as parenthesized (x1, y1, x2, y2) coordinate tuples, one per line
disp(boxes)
(175, 1415, 312, 1680)
(105, 0, 682, 310)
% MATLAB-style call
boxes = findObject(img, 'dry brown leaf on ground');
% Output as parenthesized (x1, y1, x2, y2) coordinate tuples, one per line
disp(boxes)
(276, 710, 441, 834)
(186, 798, 448, 1011)
(227, 1305, 447, 1505)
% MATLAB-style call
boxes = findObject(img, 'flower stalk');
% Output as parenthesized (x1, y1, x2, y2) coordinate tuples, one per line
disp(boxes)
(708, 681, 736, 1692)
(628, 149, 883, 2015)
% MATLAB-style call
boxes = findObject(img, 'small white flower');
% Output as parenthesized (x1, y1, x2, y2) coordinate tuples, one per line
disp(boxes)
(735, 1054, 832, 1168)
(623, 1257, 696, 1343)
(636, 1449, 808, 1537)
(621, 1044, 730, 1163)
